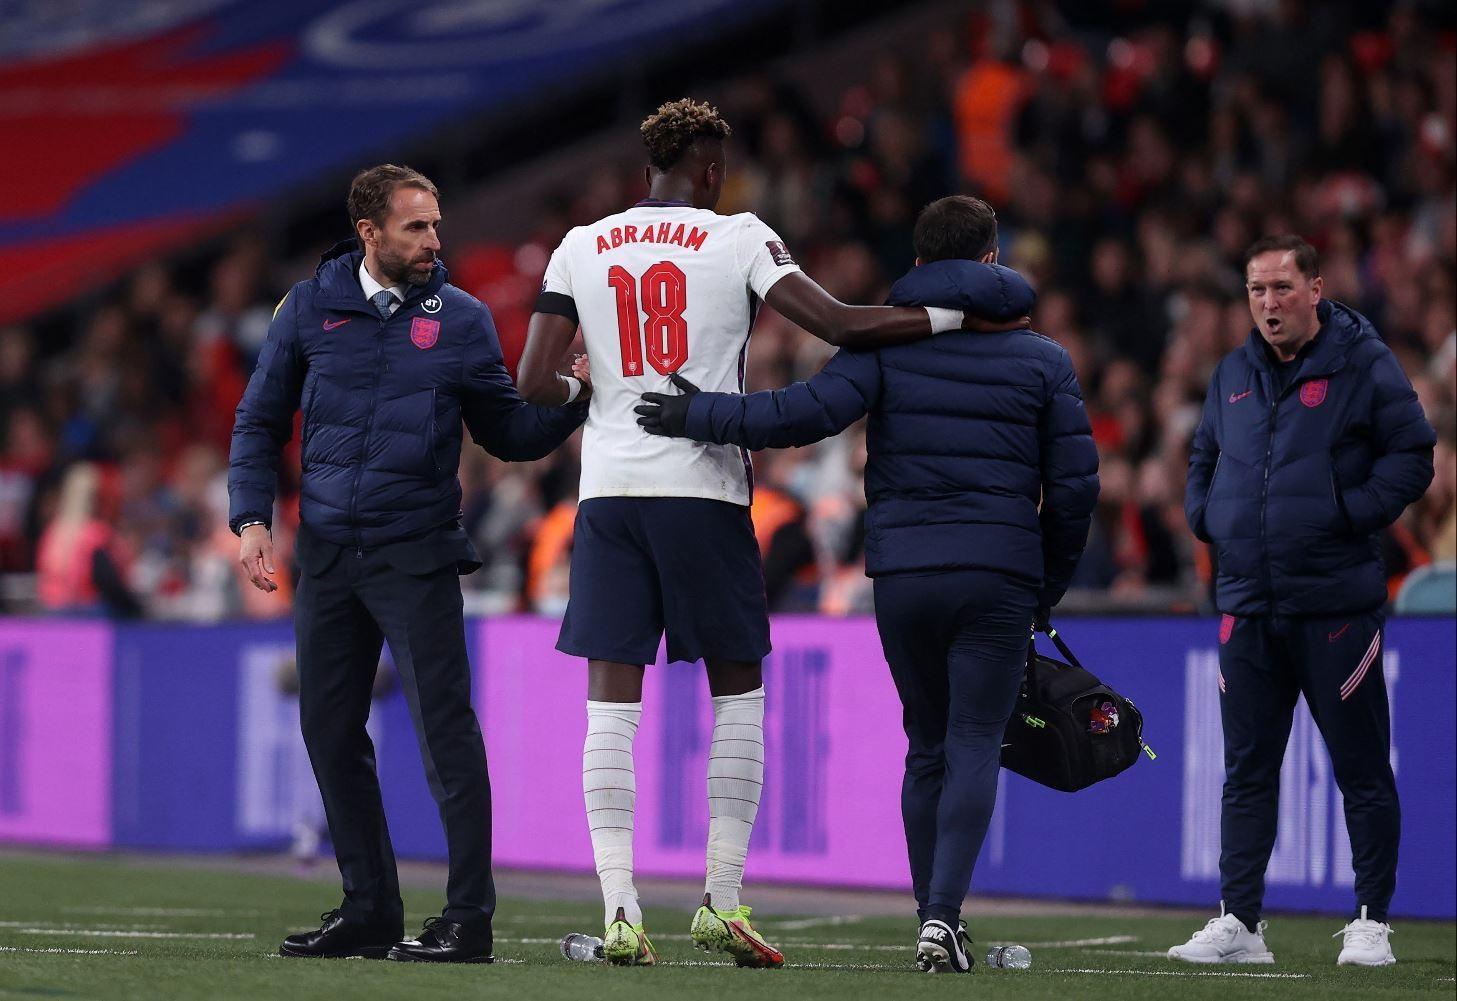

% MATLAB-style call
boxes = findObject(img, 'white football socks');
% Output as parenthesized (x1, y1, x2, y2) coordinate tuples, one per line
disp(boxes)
(705, 686, 766, 912)
(584, 700, 642, 927)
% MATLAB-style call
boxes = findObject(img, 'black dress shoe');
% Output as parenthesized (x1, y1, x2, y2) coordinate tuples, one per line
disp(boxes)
(387, 916, 493, 964)
(279, 909, 402, 959)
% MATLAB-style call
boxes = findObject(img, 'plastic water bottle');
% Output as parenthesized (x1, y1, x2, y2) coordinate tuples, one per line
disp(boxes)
(560, 933, 605, 962)
(985, 944, 1032, 969)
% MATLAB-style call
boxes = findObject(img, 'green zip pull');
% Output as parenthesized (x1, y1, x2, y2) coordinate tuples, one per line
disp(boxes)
(1022, 715, 1046, 729)
(1142, 742, 1158, 761)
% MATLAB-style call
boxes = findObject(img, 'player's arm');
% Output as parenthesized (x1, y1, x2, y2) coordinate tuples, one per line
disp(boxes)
(517, 233, 587, 406)
(517, 302, 586, 406)
(742, 218, 1029, 350)
(764, 271, 975, 349)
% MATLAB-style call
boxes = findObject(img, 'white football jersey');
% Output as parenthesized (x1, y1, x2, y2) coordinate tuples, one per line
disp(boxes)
(541, 201, 801, 505)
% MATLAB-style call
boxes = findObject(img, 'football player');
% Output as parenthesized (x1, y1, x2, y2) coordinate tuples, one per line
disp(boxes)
(515, 98, 1026, 968)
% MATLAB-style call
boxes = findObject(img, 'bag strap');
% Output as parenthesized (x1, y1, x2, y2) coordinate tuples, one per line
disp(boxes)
(1035, 622, 1159, 762)
(1036, 622, 1084, 670)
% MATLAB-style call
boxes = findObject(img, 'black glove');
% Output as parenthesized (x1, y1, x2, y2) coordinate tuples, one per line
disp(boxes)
(634, 373, 700, 437)
(1033, 606, 1052, 633)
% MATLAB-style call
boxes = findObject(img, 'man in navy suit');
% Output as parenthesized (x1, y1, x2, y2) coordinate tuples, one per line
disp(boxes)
(229, 165, 586, 964)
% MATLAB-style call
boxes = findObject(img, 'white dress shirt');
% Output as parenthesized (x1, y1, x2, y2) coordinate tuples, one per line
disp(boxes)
(358, 261, 408, 314)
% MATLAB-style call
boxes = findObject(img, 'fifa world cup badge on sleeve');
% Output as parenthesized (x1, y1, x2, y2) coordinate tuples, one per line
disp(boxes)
(765, 241, 795, 266)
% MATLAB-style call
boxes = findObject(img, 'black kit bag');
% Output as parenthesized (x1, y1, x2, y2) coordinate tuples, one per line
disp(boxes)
(1000, 624, 1156, 792)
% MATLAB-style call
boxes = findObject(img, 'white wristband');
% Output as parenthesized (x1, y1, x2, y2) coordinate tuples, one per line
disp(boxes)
(925, 307, 964, 334)
(562, 375, 583, 404)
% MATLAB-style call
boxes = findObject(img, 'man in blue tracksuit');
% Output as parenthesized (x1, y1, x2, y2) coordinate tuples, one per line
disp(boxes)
(229, 165, 586, 964)
(1171, 235, 1434, 967)
(635, 196, 1099, 972)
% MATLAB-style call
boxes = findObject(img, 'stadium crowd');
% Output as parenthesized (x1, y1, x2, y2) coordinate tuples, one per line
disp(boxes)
(1, 1, 1452, 620)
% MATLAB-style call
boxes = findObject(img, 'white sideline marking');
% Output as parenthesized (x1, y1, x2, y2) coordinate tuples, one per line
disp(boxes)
(513, 930, 1137, 950)
(493, 914, 584, 925)
(1021, 935, 1139, 948)
(12, 927, 255, 940)
(504, 935, 910, 953)
(262, 955, 526, 964)
(508, 933, 1146, 957)
(1081, 949, 1175, 957)
(0, 946, 140, 957)
(62, 906, 263, 918)
(1061, 968, 1310, 979)
(785, 961, 904, 972)
(663, 958, 899, 973)
(0, 920, 166, 931)
(768, 915, 866, 931)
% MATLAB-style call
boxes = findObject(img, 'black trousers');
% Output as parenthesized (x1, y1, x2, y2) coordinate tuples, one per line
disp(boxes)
(873, 569, 1037, 925)
(1218, 611, 1397, 925)
(293, 529, 494, 926)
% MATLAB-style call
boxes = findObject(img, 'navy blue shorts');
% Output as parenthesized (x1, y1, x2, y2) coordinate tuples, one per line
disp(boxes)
(557, 497, 771, 665)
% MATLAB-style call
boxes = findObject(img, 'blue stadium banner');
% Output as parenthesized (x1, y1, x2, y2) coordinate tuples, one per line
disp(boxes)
(0, 0, 789, 321)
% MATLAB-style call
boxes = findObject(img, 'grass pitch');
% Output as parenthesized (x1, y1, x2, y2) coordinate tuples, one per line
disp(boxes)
(0, 851, 1452, 1000)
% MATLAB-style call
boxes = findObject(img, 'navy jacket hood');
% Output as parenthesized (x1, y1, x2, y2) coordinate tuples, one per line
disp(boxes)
(886, 260, 1036, 319)
(1240, 299, 1372, 377)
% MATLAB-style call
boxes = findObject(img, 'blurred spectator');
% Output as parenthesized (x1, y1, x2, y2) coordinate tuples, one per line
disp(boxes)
(3, 1, 1453, 618)
(35, 463, 142, 618)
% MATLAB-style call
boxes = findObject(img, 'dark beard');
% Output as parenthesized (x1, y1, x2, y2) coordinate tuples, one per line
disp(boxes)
(377, 247, 432, 287)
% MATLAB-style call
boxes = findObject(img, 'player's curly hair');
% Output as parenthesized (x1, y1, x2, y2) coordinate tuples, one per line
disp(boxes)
(640, 98, 732, 170)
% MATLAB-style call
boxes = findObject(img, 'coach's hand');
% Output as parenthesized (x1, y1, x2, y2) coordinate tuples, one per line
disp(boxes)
(635, 373, 700, 437)
(963, 314, 1031, 333)
(239, 523, 278, 593)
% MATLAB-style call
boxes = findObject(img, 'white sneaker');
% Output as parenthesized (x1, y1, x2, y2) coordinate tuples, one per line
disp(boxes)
(1167, 904, 1274, 964)
(1335, 906, 1396, 966)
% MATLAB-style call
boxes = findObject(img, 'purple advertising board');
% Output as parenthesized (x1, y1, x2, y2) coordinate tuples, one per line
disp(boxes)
(480, 616, 910, 887)
(0, 614, 1450, 918)
(480, 616, 1456, 918)
(0, 619, 113, 847)
(108, 620, 449, 859)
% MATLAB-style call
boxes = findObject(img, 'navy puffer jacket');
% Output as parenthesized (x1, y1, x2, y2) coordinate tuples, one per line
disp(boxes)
(229, 241, 585, 549)
(1185, 299, 1435, 616)
(683, 261, 1100, 610)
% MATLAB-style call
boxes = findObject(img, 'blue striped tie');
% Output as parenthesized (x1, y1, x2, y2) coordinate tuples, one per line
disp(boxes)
(371, 289, 399, 320)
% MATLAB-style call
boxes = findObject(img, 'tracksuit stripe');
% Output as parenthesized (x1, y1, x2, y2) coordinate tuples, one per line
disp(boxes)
(1339, 630, 1382, 700)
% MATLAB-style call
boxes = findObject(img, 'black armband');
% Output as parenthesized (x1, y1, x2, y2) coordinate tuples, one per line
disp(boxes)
(534, 291, 579, 326)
